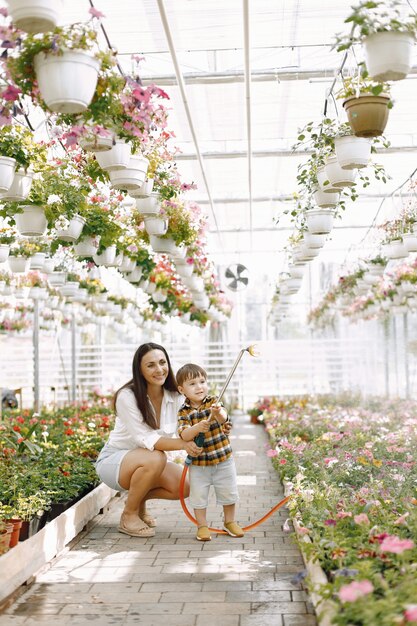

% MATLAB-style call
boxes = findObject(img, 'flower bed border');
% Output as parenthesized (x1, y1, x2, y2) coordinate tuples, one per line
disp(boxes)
(283, 482, 337, 626)
(0, 482, 117, 605)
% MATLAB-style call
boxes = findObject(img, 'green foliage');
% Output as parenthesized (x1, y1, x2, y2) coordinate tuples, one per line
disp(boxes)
(0, 125, 47, 171)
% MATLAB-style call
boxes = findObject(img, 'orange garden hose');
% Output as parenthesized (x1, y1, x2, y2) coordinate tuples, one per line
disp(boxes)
(179, 463, 291, 534)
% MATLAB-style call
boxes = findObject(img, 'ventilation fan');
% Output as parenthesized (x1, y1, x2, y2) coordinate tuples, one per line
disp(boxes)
(225, 264, 249, 291)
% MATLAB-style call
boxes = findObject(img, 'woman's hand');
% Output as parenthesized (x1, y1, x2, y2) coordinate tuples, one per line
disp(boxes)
(222, 421, 232, 435)
(184, 440, 203, 457)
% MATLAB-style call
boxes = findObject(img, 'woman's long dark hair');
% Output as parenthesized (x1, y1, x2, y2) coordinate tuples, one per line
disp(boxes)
(113, 343, 178, 429)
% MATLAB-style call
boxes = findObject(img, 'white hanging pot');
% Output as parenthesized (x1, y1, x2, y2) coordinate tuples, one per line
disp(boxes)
(130, 178, 154, 198)
(288, 263, 305, 280)
(8, 256, 30, 273)
(0, 156, 17, 193)
(194, 293, 209, 309)
(144, 216, 168, 236)
(139, 279, 149, 292)
(108, 153, 149, 190)
(1, 169, 34, 201)
(299, 245, 320, 259)
(153, 290, 167, 303)
(176, 264, 193, 278)
(146, 282, 157, 295)
(29, 252, 46, 270)
(135, 192, 160, 214)
(34, 49, 100, 114)
(306, 208, 334, 235)
(303, 232, 327, 249)
(149, 235, 178, 255)
(363, 30, 415, 82)
(184, 275, 204, 292)
(14, 205, 47, 236)
(388, 239, 408, 259)
(317, 164, 339, 193)
(0, 244, 10, 263)
(126, 266, 143, 283)
(120, 257, 136, 273)
(14, 286, 30, 299)
(59, 281, 79, 298)
(48, 271, 66, 286)
(313, 188, 340, 209)
(30, 286, 48, 300)
(73, 235, 101, 257)
(285, 277, 303, 291)
(6, 0, 61, 33)
(111, 252, 124, 268)
(79, 129, 114, 152)
(94, 139, 132, 171)
(93, 244, 117, 266)
(367, 263, 385, 277)
(402, 232, 417, 253)
(334, 135, 372, 170)
(55, 214, 86, 242)
(325, 156, 357, 189)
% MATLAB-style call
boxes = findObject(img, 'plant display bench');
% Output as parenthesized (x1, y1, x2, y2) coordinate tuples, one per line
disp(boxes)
(0, 483, 117, 605)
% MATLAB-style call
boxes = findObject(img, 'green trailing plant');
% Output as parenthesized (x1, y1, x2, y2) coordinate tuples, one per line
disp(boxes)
(0, 125, 48, 171)
(333, 0, 417, 52)
(335, 67, 393, 105)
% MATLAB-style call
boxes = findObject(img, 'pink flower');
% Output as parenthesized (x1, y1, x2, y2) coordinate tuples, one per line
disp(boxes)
(404, 605, 417, 622)
(324, 457, 339, 467)
(354, 513, 370, 526)
(394, 512, 410, 526)
(379, 535, 415, 554)
(88, 7, 105, 18)
(336, 511, 352, 519)
(1, 84, 21, 101)
(339, 580, 374, 603)
(266, 449, 277, 457)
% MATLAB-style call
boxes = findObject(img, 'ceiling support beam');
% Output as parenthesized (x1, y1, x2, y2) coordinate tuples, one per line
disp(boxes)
(155, 0, 222, 244)
(192, 192, 414, 204)
(243, 0, 252, 248)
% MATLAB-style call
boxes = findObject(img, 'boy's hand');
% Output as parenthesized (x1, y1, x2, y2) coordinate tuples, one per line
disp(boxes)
(210, 403, 227, 423)
(196, 419, 211, 433)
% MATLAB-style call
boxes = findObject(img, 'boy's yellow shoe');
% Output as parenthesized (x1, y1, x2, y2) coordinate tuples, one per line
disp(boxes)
(196, 525, 211, 541)
(224, 521, 244, 537)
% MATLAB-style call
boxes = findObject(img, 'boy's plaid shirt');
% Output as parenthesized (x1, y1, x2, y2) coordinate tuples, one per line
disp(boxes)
(177, 395, 232, 466)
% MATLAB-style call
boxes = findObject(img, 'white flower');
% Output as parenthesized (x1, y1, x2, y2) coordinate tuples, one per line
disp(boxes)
(47, 194, 62, 205)
(55, 216, 70, 230)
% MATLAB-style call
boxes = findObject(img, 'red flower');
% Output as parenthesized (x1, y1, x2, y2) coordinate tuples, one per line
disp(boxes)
(65, 428, 74, 436)
(13, 425, 21, 432)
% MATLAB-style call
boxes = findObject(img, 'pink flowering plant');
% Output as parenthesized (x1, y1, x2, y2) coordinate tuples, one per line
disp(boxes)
(255, 394, 417, 625)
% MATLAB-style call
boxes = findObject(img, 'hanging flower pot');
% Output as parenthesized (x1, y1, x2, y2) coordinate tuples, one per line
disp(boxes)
(334, 135, 372, 170)
(144, 216, 168, 236)
(313, 188, 340, 209)
(79, 128, 114, 152)
(0, 244, 10, 263)
(112, 252, 124, 268)
(55, 214, 86, 242)
(149, 235, 178, 255)
(325, 156, 357, 189)
(29, 252, 46, 270)
(176, 264, 193, 278)
(288, 263, 306, 280)
(126, 266, 143, 283)
(0, 156, 17, 193)
(402, 232, 417, 253)
(59, 281, 79, 298)
(306, 208, 334, 235)
(130, 178, 154, 198)
(93, 244, 117, 266)
(193, 293, 209, 309)
(94, 139, 132, 171)
(343, 94, 391, 138)
(14, 205, 47, 237)
(15, 286, 30, 299)
(388, 238, 408, 259)
(30, 286, 48, 300)
(285, 277, 303, 292)
(120, 257, 136, 273)
(34, 50, 100, 114)
(146, 282, 157, 295)
(135, 192, 160, 215)
(316, 164, 340, 194)
(363, 31, 415, 82)
(184, 275, 204, 292)
(1, 169, 34, 201)
(73, 235, 101, 258)
(48, 271, 66, 286)
(6, 0, 61, 33)
(303, 233, 327, 249)
(8, 255, 30, 273)
(153, 290, 167, 303)
(108, 153, 149, 190)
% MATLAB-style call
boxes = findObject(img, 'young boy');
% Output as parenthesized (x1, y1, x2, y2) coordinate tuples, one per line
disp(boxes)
(176, 363, 244, 542)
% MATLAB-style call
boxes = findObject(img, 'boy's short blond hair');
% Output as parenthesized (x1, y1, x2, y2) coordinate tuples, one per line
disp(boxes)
(176, 363, 207, 387)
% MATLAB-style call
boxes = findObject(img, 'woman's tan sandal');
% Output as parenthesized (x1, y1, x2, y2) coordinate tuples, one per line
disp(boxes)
(140, 513, 157, 528)
(223, 521, 244, 537)
(118, 515, 155, 538)
(196, 525, 211, 541)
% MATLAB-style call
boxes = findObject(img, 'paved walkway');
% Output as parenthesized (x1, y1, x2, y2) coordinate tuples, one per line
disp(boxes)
(0, 412, 317, 626)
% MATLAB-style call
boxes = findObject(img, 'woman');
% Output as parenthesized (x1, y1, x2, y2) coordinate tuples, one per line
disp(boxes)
(95, 342, 204, 537)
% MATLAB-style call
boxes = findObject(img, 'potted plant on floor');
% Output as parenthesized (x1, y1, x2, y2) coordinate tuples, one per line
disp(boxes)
(334, 0, 417, 82)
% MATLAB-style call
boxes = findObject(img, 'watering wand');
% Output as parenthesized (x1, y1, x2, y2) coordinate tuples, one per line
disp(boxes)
(185, 344, 259, 466)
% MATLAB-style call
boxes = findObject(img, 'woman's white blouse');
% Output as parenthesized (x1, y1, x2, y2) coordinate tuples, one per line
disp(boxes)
(107, 388, 184, 451)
